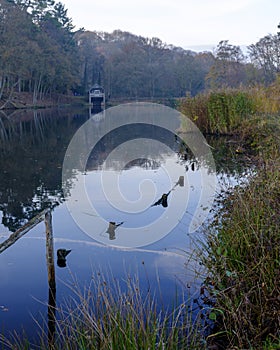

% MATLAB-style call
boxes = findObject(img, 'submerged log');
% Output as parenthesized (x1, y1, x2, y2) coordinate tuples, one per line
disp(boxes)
(0, 209, 48, 254)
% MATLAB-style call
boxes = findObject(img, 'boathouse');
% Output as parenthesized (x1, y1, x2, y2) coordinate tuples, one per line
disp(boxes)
(88, 84, 105, 106)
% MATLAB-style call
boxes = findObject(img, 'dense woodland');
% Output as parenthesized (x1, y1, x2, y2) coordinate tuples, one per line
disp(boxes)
(1, 0, 280, 103)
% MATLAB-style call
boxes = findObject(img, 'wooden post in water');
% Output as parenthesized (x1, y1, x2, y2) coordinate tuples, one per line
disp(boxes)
(45, 210, 56, 346)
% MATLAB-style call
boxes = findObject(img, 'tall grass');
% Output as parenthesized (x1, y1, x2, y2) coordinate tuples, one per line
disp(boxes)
(252, 76, 280, 115)
(180, 89, 255, 134)
(179, 85, 280, 135)
(1, 273, 209, 350)
(199, 149, 280, 348)
(181, 85, 280, 348)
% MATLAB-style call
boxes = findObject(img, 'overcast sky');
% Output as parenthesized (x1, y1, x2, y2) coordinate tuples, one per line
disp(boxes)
(62, 0, 280, 51)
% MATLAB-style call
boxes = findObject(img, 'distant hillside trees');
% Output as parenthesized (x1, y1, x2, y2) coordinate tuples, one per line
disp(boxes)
(75, 30, 217, 98)
(205, 40, 264, 89)
(0, 0, 79, 103)
(76, 31, 273, 98)
(0, 0, 279, 103)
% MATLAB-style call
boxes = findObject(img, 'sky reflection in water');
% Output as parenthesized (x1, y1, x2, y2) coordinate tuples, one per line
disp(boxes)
(0, 106, 245, 339)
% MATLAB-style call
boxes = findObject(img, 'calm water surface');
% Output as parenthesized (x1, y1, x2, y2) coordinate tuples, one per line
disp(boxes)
(0, 106, 248, 340)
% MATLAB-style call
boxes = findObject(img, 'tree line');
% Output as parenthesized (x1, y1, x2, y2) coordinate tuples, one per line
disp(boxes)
(0, 0, 79, 105)
(1, 0, 280, 103)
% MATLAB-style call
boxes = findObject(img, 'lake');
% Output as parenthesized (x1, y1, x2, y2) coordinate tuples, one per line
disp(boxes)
(0, 103, 248, 342)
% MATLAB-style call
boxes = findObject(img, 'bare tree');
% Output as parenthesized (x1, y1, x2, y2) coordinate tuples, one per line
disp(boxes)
(248, 34, 280, 83)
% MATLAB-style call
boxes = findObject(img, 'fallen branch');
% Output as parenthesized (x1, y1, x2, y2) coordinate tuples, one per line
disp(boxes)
(0, 209, 49, 254)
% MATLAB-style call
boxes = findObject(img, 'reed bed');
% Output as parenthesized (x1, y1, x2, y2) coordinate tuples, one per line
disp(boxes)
(179, 85, 280, 135)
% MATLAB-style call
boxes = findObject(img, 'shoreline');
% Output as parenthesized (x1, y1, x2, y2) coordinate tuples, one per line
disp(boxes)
(0, 92, 86, 111)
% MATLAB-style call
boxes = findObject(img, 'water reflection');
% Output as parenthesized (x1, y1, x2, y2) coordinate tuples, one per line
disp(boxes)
(151, 175, 185, 208)
(0, 108, 88, 232)
(151, 191, 171, 208)
(0, 107, 248, 235)
(0, 106, 251, 245)
(62, 103, 218, 247)
(0, 106, 253, 341)
(106, 221, 124, 240)
(57, 248, 71, 268)
(205, 135, 253, 176)
(89, 105, 103, 117)
(0, 106, 252, 244)
(45, 210, 56, 346)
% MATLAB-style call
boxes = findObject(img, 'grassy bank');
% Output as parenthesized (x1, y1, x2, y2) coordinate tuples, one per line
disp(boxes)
(201, 154, 280, 349)
(180, 86, 280, 349)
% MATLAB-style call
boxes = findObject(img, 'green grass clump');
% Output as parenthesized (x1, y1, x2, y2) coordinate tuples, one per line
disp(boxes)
(235, 114, 280, 156)
(201, 154, 280, 349)
(1, 274, 208, 350)
(207, 91, 254, 134)
(179, 84, 280, 135)
(180, 89, 256, 134)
